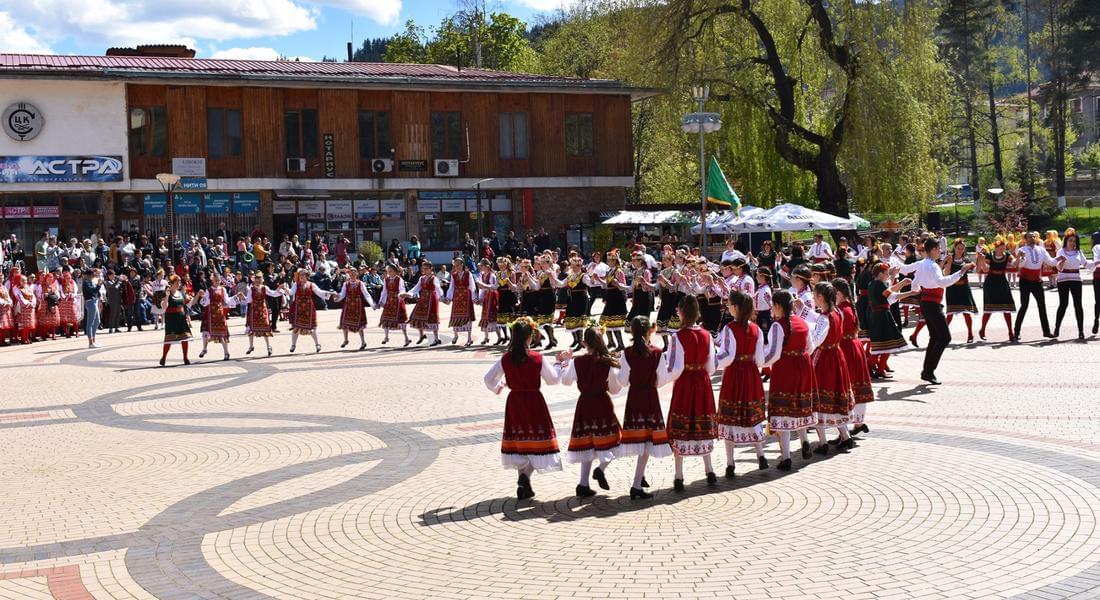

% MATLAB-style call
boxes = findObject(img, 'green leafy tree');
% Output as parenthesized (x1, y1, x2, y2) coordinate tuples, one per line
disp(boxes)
(383, 20, 428, 63)
(1081, 143, 1100, 171)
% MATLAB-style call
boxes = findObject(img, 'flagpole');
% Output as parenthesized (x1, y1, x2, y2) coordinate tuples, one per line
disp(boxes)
(699, 105, 707, 254)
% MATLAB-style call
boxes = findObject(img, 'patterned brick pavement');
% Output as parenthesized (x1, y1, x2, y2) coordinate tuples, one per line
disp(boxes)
(1, 288, 1099, 599)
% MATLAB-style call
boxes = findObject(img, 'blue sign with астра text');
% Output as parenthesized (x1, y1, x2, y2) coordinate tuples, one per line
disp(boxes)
(0, 155, 124, 183)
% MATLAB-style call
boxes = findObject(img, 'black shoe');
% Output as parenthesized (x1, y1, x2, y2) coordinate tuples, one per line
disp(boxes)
(758, 456, 769, 470)
(705, 471, 718, 486)
(801, 441, 812, 459)
(517, 474, 534, 499)
(592, 467, 610, 490)
(920, 373, 941, 385)
(839, 438, 856, 451)
(417, 335, 426, 345)
(430, 339, 442, 347)
(183, 359, 191, 365)
(777, 458, 792, 472)
(575, 485, 596, 498)
(724, 465, 735, 479)
(673, 478, 685, 492)
(855, 424, 870, 435)
(828, 437, 841, 446)
(1093, 322, 1098, 335)
(640, 477, 650, 488)
(629, 487, 653, 500)
(516, 486, 534, 500)
(159, 357, 166, 367)
(813, 444, 829, 456)
(341, 341, 348, 348)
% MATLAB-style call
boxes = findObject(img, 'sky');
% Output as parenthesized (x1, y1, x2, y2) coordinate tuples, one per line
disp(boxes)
(0, 0, 577, 61)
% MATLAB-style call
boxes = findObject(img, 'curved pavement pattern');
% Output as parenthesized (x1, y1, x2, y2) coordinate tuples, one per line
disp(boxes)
(1, 291, 1099, 599)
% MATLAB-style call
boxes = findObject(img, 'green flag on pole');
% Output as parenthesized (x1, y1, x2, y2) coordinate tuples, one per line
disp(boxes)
(706, 156, 741, 211)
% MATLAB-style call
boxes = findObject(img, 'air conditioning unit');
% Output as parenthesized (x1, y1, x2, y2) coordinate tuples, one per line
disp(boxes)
(370, 158, 394, 174)
(434, 159, 459, 177)
(286, 158, 307, 173)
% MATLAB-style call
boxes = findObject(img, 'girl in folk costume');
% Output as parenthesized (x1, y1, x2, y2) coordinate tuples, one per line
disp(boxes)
(378, 264, 411, 346)
(598, 252, 630, 351)
(241, 273, 283, 356)
(727, 258, 755, 296)
(289, 268, 334, 353)
(626, 252, 656, 324)
(754, 267, 775, 341)
(976, 238, 1016, 342)
(532, 255, 559, 349)
(334, 267, 376, 350)
(557, 327, 624, 498)
(11, 271, 37, 344)
(494, 258, 517, 343)
(715, 290, 768, 478)
(403, 260, 443, 346)
(35, 272, 61, 340)
(654, 252, 682, 350)
(517, 259, 537, 321)
(552, 250, 569, 325)
(149, 269, 168, 330)
(808, 281, 854, 454)
(853, 246, 880, 344)
(554, 256, 593, 350)
(1005, 232, 1020, 288)
(1043, 230, 1061, 290)
(0, 274, 13, 345)
(761, 290, 817, 472)
(483, 318, 563, 500)
(58, 271, 81, 338)
(698, 268, 727, 337)
(158, 274, 193, 366)
(943, 238, 977, 343)
(975, 237, 988, 284)
(198, 272, 238, 361)
(665, 294, 719, 491)
(616, 316, 674, 500)
(1052, 228, 1089, 340)
(473, 259, 502, 345)
(789, 265, 816, 323)
(445, 257, 476, 346)
(866, 263, 915, 378)
(832, 278, 873, 436)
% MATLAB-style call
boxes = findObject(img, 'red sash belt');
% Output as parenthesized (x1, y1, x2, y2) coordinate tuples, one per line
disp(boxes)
(919, 288, 944, 303)
(684, 363, 707, 371)
(1020, 267, 1041, 282)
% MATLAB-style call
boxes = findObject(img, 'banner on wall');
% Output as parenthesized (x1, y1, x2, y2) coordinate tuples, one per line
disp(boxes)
(202, 193, 230, 215)
(0, 155, 124, 183)
(173, 193, 201, 215)
(143, 194, 166, 216)
(233, 192, 259, 215)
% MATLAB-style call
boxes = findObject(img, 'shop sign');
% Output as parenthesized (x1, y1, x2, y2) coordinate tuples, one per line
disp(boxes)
(326, 199, 352, 220)
(416, 199, 440, 213)
(3, 103, 44, 141)
(323, 133, 336, 178)
(203, 193, 230, 215)
(465, 198, 490, 212)
(32, 206, 59, 218)
(143, 194, 167, 216)
(172, 193, 202, 215)
(0, 155, 123, 183)
(441, 198, 466, 212)
(2, 206, 31, 218)
(272, 200, 296, 215)
(180, 177, 207, 190)
(354, 199, 380, 216)
(171, 158, 206, 177)
(380, 199, 405, 214)
(399, 160, 428, 172)
(233, 192, 259, 215)
(298, 200, 324, 217)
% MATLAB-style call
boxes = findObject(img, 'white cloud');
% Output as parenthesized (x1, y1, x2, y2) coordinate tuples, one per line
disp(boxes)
(0, 12, 53, 53)
(0, 0, 402, 53)
(509, 0, 580, 11)
(210, 47, 317, 62)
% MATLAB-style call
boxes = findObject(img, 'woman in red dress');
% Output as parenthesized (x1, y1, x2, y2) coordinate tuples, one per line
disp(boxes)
(0, 273, 14, 345)
(35, 272, 61, 340)
(11, 271, 37, 344)
(810, 282, 855, 454)
(483, 317, 563, 500)
(242, 273, 282, 356)
(558, 327, 623, 498)
(474, 259, 502, 345)
(378, 264, 410, 346)
(289, 268, 334, 353)
(715, 290, 768, 478)
(445, 258, 476, 347)
(616, 316, 673, 500)
(403, 260, 442, 346)
(666, 294, 718, 491)
(58, 271, 81, 338)
(334, 268, 375, 351)
(833, 278, 873, 437)
(199, 272, 238, 361)
(762, 290, 817, 471)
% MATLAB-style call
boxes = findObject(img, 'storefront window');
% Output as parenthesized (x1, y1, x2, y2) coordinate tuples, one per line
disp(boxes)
(416, 191, 512, 252)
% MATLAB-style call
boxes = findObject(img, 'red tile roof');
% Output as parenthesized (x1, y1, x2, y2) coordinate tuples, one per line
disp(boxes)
(0, 53, 623, 89)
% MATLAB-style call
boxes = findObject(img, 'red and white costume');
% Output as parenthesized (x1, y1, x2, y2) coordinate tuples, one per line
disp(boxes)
(378, 276, 408, 331)
(616, 345, 674, 458)
(715, 320, 767, 443)
(476, 271, 499, 333)
(446, 270, 475, 331)
(483, 351, 563, 473)
(243, 285, 282, 336)
(200, 286, 237, 343)
(407, 274, 442, 331)
(559, 354, 623, 464)
(665, 327, 718, 455)
(809, 309, 853, 428)
(334, 279, 375, 332)
(762, 315, 820, 431)
(288, 281, 329, 333)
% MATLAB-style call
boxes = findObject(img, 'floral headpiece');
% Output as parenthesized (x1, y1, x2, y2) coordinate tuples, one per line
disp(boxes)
(509, 315, 538, 332)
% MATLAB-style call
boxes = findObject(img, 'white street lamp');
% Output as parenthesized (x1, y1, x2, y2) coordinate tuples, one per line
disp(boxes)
(682, 85, 722, 253)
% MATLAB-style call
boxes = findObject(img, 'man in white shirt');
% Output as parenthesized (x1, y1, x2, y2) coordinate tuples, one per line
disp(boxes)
(1014, 231, 1057, 340)
(897, 238, 973, 385)
(808, 234, 834, 264)
(720, 238, 746, 263)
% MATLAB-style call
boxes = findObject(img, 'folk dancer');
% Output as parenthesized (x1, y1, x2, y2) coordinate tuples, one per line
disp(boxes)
(715, 290, 768, 478)
(808, 281, 854, 453)
(158, 274, 192, 366)
(198, 272, 238, 361)
(149, 269, 168, 330)
(473, 259, 502, 345)
(833, 278, 874, 435)
(378, 264, 410, 346)
(1053, 228, 1089, 340)
(555, 256, 593, 350)
(445, 258, 476, 346)
(761, 290, 818, 471)
(866, 263, 913, 377)
(943, 238, 978, 343)
(1013, 232, 1057, 341)
(665, 295, 719, 491)
(598, 252, 629, 351)
(482, 318, 563, 500)
(654, 252, 683, 350)
(976, 238, 1016, 342)
(289, 268, 335, 353)
(404, 260, 442, 346)
(616, 316, 674, 500)
(241, 273, 282, 356)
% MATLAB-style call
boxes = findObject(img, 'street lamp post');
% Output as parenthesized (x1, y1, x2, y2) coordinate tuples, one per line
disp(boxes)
(948, 183, 967, 237)
(155, 173, 181, 261)
(471, 178, 494, 250)
(681, 85, 722, 256)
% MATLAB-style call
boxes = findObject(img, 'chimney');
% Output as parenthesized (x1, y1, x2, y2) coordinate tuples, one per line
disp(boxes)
(347, 42, 353, 62)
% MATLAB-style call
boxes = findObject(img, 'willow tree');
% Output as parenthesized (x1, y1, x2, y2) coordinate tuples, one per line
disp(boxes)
(662, 0, 951, 218)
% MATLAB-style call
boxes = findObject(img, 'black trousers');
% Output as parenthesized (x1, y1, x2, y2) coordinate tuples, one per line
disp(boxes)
(1014, 279, 1051, 336)
(1054, 280, 1083, 335)
(920, 301, 950, 377)
(1094, 278, 1100, 326)
(266, 295, 282, 326)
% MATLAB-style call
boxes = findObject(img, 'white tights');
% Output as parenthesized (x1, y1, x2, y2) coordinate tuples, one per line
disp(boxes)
(248, 335, 272, 352)
(814, 424, 851, 445)
(290, 330, 319, 349)
(724, 440, 764, 465)
(382, 325, 409, 342)
(673, 454, 713, 480)
(578, 457, 611, 486)
(632, 452, 649, 489)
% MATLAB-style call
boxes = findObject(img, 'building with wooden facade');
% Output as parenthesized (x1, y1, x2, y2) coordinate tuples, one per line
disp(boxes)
(0, 47, 647, 260)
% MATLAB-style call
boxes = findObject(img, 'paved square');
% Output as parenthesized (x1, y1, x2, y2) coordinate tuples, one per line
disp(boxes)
(1, 290, 1099, 599)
